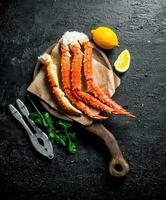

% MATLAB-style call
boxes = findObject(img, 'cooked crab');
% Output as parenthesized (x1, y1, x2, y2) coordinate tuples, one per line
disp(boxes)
(61, 31, 134, 118)
(38, 53, 82, 116)
(61, 43, 108, 120)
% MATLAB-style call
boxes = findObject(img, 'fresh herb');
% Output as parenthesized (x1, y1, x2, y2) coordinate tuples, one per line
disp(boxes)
(28, 96, 76, 154)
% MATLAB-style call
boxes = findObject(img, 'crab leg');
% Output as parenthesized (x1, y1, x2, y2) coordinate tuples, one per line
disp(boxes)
(38, 53, 82, 116)
(61, 44, 108, 120)
(82, 41, 135, 118)
(70, 43, 115, 114)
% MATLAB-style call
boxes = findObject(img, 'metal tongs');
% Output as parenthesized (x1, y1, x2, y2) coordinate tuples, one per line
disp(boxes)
(9, 99, 54, 159)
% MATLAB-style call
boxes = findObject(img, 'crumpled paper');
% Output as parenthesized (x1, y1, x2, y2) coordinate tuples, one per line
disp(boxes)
(27, 41, 120, 126)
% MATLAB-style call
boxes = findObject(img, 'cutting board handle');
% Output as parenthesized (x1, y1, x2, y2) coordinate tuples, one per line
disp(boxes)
(84, 124, 129, 177)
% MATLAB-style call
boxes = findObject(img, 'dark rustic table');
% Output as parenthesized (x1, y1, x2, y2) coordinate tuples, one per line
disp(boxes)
(0, 0, 166, 199)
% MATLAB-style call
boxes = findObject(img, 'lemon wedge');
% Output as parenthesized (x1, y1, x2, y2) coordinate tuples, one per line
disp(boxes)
(114, 49, 131, 72)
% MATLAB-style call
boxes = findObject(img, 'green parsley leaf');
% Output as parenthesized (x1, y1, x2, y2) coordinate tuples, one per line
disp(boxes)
(28, 96, 77, 154)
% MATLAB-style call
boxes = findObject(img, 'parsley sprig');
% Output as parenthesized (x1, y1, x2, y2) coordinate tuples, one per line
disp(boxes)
(28, 96, 76, 154)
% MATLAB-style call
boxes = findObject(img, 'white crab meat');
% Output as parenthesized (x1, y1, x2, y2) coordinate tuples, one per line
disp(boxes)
(62, 31, 89, 46)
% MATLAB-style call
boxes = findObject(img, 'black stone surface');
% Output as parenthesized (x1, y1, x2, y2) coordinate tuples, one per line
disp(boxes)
(0, 0, 166, 199)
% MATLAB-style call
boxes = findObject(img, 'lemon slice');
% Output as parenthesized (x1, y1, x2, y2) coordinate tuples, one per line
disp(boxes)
(114, 49, 131, 72)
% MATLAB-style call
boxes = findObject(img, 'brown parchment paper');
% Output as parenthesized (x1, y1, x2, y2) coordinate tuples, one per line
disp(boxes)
(27, 41, 120, 126)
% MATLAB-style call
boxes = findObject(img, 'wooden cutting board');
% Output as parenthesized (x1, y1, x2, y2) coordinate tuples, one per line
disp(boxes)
(32, 42, 129, 177)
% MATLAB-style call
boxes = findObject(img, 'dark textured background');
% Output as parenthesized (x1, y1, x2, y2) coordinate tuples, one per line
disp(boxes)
(0, 0, 166, 199)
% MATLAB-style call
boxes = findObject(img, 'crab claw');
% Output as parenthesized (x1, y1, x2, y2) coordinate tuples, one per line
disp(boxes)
(60, 43, 107, 120)
(38, 53, 82, 116)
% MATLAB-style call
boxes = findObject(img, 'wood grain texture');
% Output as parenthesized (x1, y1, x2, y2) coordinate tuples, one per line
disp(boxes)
(0, 0, 166, 199)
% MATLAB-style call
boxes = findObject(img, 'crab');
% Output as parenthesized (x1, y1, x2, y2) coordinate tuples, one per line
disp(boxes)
(38, 53, 82, 116)
(60, 31, 134, 119)
(61, 43, 108, 120)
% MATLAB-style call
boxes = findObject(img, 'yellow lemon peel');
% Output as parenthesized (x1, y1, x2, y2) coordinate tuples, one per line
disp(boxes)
(91, 27, 119, 49)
